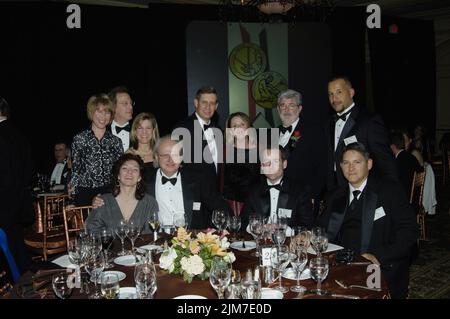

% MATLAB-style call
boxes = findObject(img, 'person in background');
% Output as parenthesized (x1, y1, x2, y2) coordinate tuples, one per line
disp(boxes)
(108, 86, 134, 152)
(49, 142, 72, 189)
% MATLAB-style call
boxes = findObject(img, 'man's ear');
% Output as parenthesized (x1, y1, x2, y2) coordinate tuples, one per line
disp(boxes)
(194, 98, 199, 109)
(368, 158, 373, 170)
(283, 159, 288, 170)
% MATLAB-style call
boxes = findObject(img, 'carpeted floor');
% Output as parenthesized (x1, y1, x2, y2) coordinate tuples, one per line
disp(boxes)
(409, 172, 450, 299)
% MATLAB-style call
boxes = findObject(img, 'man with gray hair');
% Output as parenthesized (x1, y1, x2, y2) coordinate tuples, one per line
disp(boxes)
(276, 89, 327, 210)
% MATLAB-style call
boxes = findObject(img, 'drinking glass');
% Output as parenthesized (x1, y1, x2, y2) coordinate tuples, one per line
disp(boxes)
(84, 253, 105, 299)
(209, 257, 232, 299)
(290, 245, 308, 293)
(212, 210, 227, 234)
(311, 227, 328, 257)
(248, 215, 263, 257)
(100, 229, 114, 269)
(148, 213, 160, 243)
(227, 215, 241, 241)
(101, 272, 120, 299)
(225, 270, 242, 299)
(272, 227, 286, 248)
(127, 221, 141, 256)
(270, 245, 290, 293)
(240, 268, 261, 299)
(309, 257, 329, 295)
(115, 220, 129, 256)
(52, 273, 74, 299)
(134, 262, 157, 299)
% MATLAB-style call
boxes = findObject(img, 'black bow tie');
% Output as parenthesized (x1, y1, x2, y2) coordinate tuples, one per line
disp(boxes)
(162, 176, 177, 186)
(280, 125, 292, 134)
(266, 183, 282, 192)
(333, 110, 352, 123)
(203, 123, 212, 131)
(115, 123, 131, 134)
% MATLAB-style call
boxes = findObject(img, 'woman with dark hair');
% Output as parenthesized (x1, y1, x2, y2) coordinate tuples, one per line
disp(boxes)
(85, 153, 159, 233)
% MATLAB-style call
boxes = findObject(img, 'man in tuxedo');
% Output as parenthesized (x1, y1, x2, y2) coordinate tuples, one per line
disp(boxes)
(327, 76, 398, 191)
(49, 142, 71, 188)
(319, 142, 417, 299)
(390, 131, 423, 197)
(108, 86, 134, 152)
(277, 89, 327, 207)
(146, 136, 230, 229)
(241, 147, 313, 230)
(0, 97, 34, 274)
(172, 86, 222, 186)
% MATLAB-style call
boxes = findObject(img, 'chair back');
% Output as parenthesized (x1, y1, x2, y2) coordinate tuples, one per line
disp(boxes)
(63, 205, 93, 251)
(410, 171, 426, 208)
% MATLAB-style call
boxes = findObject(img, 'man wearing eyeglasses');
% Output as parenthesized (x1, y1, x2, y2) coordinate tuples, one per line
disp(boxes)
(276, 89, 327, 213)
(108, 86, 134, 152)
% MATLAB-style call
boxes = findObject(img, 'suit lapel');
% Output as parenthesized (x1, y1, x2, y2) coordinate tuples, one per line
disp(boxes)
(327, 188, 348, 242)
(259, 185, 271, 218)
(360, 186, 378, 253)
(276, 181, 290, 212)
(180, 173, 194, 227)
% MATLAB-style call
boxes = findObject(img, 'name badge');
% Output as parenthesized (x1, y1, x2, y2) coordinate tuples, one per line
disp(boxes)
(344, 135, 358, 145)
(374, 206, 386, 221)
(278, 208, 292, 218)
(193, 202, 201, 211)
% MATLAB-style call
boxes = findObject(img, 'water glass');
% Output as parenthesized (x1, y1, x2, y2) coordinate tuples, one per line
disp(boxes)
(101, 273, 120, 299)
(212, 210, 227, 234)
(52, 272, 74, 299)
(209, 257, 232, 299)
(311, 227, 328, 257)
(227, 216, 241, 241)
(290, 245, 308, 293)
(134, 263, 157, 299)
(270, 245, 290, 293)
(240, 268, 261, 299)
(309, 257, 329, 295)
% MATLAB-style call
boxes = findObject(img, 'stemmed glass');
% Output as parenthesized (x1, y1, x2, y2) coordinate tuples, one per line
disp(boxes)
(100, 229, 114, 269)
(309, 257, 329, 295)
(52, 272, 74, 299)
(84, 253, 105, 299)
(148, 213, 160, 244)
(227, 216, 241, 242)
(115, 219, 129, 256)
(272, 227, 286, 249)
(68, 238, 88, 284)
(290, 245, 308, 293)
(209, 257, 232, 299)
(311, 227, 328, 257)
(240, 268, 261, 299)
(212, 210, 227, 234)
(248, 215, 263, 257)
(127, 221, 141, 257)
(270, 245, 291, 294)
(134, 262, 157, 299)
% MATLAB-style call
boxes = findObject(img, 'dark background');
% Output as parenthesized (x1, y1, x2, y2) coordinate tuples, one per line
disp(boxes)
(0, 2, 435, 173)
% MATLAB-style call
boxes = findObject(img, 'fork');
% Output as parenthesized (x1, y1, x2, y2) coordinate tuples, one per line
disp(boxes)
(335, 279, 382, 292)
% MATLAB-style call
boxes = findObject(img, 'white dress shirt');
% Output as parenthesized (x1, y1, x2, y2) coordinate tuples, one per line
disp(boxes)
(348, 177, 368, 204)
(267, 177, 283, 221)
(334, 103, 355, 151)
(111, 120, 130, 152)
(279, 117, 299, 148)
(195, 113, 218, 171)
(155, 169, 185, 226)
(50, 160, 66, 184)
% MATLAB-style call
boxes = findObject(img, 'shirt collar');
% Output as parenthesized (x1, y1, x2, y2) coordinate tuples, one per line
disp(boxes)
(112, 120, 129, 128)
(267, 177, 283, 186)
(282, 117, 299, 133)
(337, 103, 355, 116)
(159, 168, 179, 179)
(349, 177, 368, 194)
(195, 112, 210, 128)
(395, 149, 404, 159)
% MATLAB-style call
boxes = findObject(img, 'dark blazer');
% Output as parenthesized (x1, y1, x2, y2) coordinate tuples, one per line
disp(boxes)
(173, 113, 223, 187)
(241, 177, 314, 230)
(145, 168, 230, 230)
(327, 105, 399, 190)
(318, 177, 418, 298)
(279, 119, 327, 199)
(395, 150, 423, 197)
(50, 161, 71, 187)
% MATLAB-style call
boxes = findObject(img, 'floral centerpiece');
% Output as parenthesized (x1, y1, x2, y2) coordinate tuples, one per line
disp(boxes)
(159, 227, 236, 283)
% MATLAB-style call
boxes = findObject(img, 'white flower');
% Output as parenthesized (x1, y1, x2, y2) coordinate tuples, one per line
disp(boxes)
(220, 237, 230, 250)
(223, 252, 236, 264)
(159, 247, 177, 273)
(180, 255, 205, 276)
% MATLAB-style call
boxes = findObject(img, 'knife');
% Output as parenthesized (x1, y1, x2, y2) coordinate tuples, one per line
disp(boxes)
(330, 293, 360, 299)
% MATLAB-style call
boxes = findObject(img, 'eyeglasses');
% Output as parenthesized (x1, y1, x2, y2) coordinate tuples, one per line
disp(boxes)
(278, 103, 299, 110)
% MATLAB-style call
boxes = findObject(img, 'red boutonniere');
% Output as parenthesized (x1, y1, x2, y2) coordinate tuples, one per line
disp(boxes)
(290, 130, 301, 148)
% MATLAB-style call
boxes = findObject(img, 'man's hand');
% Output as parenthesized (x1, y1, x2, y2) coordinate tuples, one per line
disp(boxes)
(92, 194, 105, 209)
(361, 253, 380, 265)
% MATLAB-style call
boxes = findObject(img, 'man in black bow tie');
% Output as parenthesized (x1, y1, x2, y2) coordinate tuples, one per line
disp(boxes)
(172, 86, 223, 188)
(241, 147, 313, 230)
(276, 89, 327, 212)
(108, 86, 134, 152)
(326, 76, 398, 191)
(49, 142, 72, 188)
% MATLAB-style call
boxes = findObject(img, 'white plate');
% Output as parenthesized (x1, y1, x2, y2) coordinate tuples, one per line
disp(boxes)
(173, 295, 207, 299)
(114, 255, 139, 266)
(307, 243, 344, 255)
(282, 267, 311, 280)
(93, 271, 126, 284)
(119, 287, 137, 299)
(138, 244, 163, 253)
(261, 288, 283, 299)
(230, 241, 256, 251)
(246, 225, 293, 237)
(51, 255, 77, 269)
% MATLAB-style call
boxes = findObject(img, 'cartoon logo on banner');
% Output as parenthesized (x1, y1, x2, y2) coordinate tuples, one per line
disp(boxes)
(252, 71, 288, 109)
(229, 43, 267, 81)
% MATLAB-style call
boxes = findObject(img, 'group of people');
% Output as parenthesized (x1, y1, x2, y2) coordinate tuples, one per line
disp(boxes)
(1, 75, 426, 298)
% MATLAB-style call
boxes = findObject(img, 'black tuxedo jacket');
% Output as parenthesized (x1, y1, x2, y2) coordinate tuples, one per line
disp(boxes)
(327, 106, 398, 190)
(318, 177, 418, 298)
(395, 150, 423, 197)
(51, 161, 71, 186)
(279, 119, 327, 198)
(241, 177, 313, 230)
(173, 113, 222, 187)
(145, 168, 230, 230)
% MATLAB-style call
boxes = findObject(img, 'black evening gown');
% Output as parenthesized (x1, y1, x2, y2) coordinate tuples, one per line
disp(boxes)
(143, 162, 157, 184)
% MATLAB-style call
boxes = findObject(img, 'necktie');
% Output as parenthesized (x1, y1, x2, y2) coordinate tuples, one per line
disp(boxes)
(116, 123, 131, 134)
(266, 184, 282, 192)
(203, 123, 212, 131)
(162, 176, 177, 186)
(348, 190, 361, 210)
(333, 109, 352, 123)
(280, 125, 292, 134)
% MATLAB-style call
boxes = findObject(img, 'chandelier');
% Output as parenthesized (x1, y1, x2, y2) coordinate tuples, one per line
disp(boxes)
(218, 0, 335, 23)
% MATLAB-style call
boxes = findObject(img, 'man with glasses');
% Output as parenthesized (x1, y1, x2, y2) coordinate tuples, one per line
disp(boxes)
(108, 86, 134, 152)
(276, 89, 327, 212)
(49, 142, 71, 189)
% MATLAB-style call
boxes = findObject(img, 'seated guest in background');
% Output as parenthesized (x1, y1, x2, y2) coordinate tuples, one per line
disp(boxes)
(86, 153, 158, 233)
(403, 129, 424, 167)
(241, 146, 313, 230)
(50, 142, 72, 189)
(70, 94, 123, 206)
(108, 86, 134, 152)
(127, 112, 160, 183)
(390, 130, 422, 197)
(318, 142, 418, 299)
(222, 112, 260, 206)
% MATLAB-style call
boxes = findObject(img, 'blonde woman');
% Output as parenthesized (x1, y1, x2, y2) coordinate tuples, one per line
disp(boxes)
(127, 112, 160, 182)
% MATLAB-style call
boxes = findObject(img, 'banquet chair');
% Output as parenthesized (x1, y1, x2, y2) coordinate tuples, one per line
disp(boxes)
(63, 205, 93, 251)
(410, 171, 427, 241)
(24, 194, 69, 260)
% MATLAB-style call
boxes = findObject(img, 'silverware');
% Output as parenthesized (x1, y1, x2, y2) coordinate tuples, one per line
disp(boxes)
(335, 279, 382, 292)
(242, 240, 246, 248)
(331, 293, 360, 299)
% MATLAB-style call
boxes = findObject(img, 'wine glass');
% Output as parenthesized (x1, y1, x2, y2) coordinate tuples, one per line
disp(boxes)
(148, 214, 160, 244)
(115, 219, 129, 256)
(127, 221, 141, 256)
(134, 262, 157, 299)
(84, 253, 105, 299)
(101, 272, 120, 299)
(212, 210, 227, 234)
(309, 257, 329, 295)
(209, 257, 232, 299)
(52, 272, 74, 299)
(311, 227, 328, 257)
(270, 245, 290, 294)
(100, 229, 114, 269)
(290, 245, 308, 293)
(272, 227, 286, 248)
(227, 215, 241, 241)
(248, 215, 263, 257)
